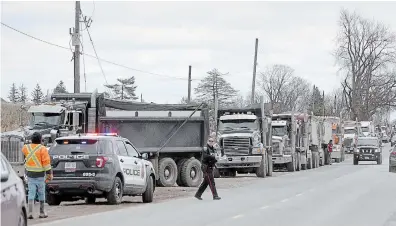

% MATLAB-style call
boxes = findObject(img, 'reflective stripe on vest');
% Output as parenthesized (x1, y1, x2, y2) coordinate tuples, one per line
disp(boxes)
(25, 144, 44, 172)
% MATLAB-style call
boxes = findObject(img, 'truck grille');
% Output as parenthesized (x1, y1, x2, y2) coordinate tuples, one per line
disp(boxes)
(222, 137, 251, 156)
(272, 142, 281, 155)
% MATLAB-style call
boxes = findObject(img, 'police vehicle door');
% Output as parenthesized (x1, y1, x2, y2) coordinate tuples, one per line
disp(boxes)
(124, 141, 145, 187)
(115, 140, 135, 186)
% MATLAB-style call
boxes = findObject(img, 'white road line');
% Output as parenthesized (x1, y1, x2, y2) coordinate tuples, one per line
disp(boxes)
(260, 205, 270, 210)
(232, 214, 244, 219)
(281, 198, 289, 203)
(296, 193, 303, 197)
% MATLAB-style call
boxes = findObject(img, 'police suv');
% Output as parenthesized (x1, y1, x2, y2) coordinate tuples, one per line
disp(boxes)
(46, 133, 156, 205)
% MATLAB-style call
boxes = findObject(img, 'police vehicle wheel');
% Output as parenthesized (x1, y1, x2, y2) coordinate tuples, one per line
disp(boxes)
(107, 177, 123, 205)
(18, 208, 27, 226)
(47, 194, 61, 206)
(85, 196, 96, 204)
(176, 158, 188, 186)
(181, 158, 203, 187)
(158, 158, 178, 187)
(142, 175, 154, 203)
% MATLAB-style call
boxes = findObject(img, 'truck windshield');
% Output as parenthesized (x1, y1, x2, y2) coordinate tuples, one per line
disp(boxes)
(357, 139, 377, 147)
(272, 126, 287, 136)
(218, 119, 258, 131)
(344, 129, 356, 134)
(361, 127, 369, 132)
(29, 113, 61, 126)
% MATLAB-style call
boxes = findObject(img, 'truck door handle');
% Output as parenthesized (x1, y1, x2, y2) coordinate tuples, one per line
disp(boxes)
(120, 159, 124, 163)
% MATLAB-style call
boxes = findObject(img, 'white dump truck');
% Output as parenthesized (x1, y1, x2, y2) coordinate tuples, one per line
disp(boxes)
(215, 97, 273, 178)
(271, 112, 321, 171)
(343, 121, 359, 153)
(319, 116, 345, 163)
(359, 121, 374, 137)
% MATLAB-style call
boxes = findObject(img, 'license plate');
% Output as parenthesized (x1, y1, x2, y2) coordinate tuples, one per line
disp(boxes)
(364, 156, 370, 160)
(65, 162, 76, 172)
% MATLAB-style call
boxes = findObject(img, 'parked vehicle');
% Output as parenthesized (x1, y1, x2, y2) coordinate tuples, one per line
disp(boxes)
(391, 135, 396, 147)
(343, 121, 359, 154)
(319, 117, 345, 163)
(214, 96, 273, 178)
(389, 146, 396, 173)
(359, 121, 374, 137)
(1, 152, 27, 226)
(353, 136, 382, 165)
(46, 133, 156, 205)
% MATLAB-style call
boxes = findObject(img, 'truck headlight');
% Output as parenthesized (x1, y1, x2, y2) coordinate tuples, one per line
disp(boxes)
(374, 149, 380, 153)
(354, 148, 360, 153)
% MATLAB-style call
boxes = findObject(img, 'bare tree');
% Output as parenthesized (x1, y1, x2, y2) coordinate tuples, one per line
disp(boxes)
(257, 64, 310, 113)
(194, 68, 238, 107)
(335, 9, 396, 121)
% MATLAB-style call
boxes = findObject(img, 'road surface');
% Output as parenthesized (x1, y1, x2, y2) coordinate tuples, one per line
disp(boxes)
(36, 145, 396, 226)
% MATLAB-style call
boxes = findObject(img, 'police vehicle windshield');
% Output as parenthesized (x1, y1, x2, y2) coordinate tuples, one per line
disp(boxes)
(50, 139, 101, 155)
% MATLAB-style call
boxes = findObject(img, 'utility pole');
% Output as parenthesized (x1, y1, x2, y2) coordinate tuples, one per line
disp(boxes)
(72, 1, 81, 93)
(251, 38, 259, 104)
(188, 65, 192, 103)
(322, 91, 325, 117)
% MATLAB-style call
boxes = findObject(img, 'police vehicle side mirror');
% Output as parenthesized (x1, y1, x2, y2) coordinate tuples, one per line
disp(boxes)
(141, 153, 148, 160)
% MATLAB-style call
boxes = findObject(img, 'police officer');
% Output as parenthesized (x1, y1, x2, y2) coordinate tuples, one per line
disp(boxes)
(194, 137, 221, 200)
(22, 132, 53, 219)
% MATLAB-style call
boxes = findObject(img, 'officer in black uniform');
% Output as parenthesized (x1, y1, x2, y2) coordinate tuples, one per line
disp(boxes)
(194, 137, 221, 200)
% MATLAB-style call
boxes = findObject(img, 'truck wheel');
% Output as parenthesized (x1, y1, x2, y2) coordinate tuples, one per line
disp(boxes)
(47, 194, 61, 206)
(158, 158, 178, 187)
(353, 158, 359, 165)
(307, 156, 312, 169)
(266, 153, 273, 176)
(287, 155, 296, 172)
(296, 153, 301, 171)
(142, 175, 154, 203)
(176, 158, 188, 186)
(180, 158, 203, 187)
(213, 168, 220, 178)
(107, 176, 123, 205)
(335, 158, 341, 163)
(377, 157, 382, 165)
(256, 155, 267, 177)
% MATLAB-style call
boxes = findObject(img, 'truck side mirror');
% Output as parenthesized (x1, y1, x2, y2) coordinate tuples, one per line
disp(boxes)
(141, 153, 148, 160)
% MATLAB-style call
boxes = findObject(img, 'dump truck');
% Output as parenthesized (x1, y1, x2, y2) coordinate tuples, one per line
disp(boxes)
(342, 120, 359, 153)
(319, 116, 345, 164)
(271, 112, 321, 171)
(214, 97, 273, 178)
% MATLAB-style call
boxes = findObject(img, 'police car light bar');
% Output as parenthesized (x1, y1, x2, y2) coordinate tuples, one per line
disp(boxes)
(86, 133, 118, 136)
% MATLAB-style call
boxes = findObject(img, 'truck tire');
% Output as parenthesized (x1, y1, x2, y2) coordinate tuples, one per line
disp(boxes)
(158, 158, 178, 187)
(256, 155, 267, 178)
(85, 196, 96, 204)
(353, 158, 359, 165)
(176, 158, 188, 186)
(142, 175, 154, 203)
(46, 194, 61, 206)
(287, 154, 296, 172)
(377, 156, 382, 165)
(266, 153, 273, 176)
(213, 168, 220, 178)
(307, 156, 312, 169)
(107, 176, 123, 205)
(180, 158, 203, 187)
(296, 152, 301, 171)
(335, 158, 341, 163)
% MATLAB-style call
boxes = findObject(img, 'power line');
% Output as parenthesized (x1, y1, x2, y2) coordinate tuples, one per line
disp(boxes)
(1, 22, 201, 81)
(81, 16, 108, 85)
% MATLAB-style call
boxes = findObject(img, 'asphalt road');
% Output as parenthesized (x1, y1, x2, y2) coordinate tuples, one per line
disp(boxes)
(36, 144, 396, 226)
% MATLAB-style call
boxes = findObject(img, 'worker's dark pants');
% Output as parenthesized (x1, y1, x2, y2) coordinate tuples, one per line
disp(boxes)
(195, 167, 218, 198)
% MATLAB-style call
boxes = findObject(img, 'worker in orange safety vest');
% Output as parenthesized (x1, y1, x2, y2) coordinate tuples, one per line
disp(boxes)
(22, 132, 53, 219)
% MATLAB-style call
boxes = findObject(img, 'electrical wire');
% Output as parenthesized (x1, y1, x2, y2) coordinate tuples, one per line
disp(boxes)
(79, 22, 87, 92)
(1, 22, 200, 81)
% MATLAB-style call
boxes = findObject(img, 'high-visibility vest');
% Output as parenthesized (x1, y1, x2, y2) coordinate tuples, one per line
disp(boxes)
(22, 144, 52, 172)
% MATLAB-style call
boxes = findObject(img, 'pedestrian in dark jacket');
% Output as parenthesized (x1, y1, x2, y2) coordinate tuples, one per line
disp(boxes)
(195, 138, 221, 200)
(328, 140, 333, 165)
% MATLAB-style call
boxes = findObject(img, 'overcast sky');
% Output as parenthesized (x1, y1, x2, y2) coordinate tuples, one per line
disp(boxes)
(1, 1, 395, 118)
